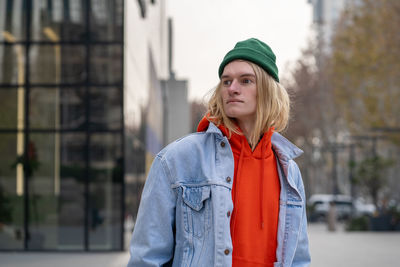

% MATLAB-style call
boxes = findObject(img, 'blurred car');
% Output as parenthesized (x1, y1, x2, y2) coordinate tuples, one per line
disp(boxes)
(353, 198, 376, 217)
(307, 194, 375, 222)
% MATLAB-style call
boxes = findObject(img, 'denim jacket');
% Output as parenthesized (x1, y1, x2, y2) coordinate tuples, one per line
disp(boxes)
(128, 123, 311, 267)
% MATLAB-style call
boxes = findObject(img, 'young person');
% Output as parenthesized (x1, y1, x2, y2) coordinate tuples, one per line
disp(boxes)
(128, 38, 311, 267)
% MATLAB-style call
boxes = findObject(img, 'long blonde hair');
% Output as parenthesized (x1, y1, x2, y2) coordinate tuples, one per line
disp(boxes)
(207, 61, 290, 150)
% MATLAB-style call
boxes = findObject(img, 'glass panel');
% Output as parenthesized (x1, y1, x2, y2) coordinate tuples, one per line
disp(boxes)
(89, 45, 122, 84)
(90, 0, 123, 41)
(0, 44, 26, 84)
(0, 0, 27, 42)
(27, 133, 85, 250)
(30, 45, 86, 84)
(0, 133, 24, 250)
(89, 133, 122, 250)
(29, 88, 86, 130)
(0, 89, 19, 129)
(29, 88, 57, 129)
(89, 87, 122, 130)
(58, 133, 85, 250)
(31, 0, 86, 41)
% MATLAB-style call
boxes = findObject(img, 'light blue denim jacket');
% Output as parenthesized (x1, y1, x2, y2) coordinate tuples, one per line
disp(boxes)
(128, 123, 311, 267)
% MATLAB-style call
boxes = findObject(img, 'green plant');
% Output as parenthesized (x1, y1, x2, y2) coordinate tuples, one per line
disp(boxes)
(0, 186, 12, 225)
(346, 215, 370, 231)
(355, 155, 393, 207)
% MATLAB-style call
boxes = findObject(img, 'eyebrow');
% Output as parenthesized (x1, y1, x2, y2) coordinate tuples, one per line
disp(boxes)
(221, 73, 256, 79)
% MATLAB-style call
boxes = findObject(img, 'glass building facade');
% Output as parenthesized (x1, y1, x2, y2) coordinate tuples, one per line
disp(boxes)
(0, 0, 124, 251)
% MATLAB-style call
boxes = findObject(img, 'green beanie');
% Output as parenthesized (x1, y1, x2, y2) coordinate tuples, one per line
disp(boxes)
(218, 38, 279, 82)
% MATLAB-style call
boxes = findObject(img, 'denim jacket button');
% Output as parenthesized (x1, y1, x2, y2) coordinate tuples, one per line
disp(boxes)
(226, 176, 231, 183)
(227, 211, 231, 217)
(224, 249, 230, 255)
(220, 141, 226, 147)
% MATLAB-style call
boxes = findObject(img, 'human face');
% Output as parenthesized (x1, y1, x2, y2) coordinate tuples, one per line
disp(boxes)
(220, 60, 257, 125)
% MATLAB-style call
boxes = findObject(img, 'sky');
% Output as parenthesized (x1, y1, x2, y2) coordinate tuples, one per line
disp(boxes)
(166, 0, 313, 100)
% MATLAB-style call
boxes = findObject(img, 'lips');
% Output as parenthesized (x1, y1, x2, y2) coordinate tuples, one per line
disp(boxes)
(226, 99, 243, 104)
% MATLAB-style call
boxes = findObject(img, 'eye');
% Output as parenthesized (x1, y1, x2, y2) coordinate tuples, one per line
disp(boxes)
(242, 78, 253, 84)
(222, 80, 232, 86)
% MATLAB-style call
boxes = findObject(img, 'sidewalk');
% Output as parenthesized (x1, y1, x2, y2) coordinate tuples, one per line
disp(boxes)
(0, 231, 132, 267)
(0, 251, 130, 267)
(309, 222, 400, 267)
(1, 223, 400, 267)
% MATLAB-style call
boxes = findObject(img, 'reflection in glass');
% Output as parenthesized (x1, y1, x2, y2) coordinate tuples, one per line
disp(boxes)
(0, 89, 18, 129)
(29, 88, 56, 129)
(30, 45, 86, 84)
(0, 133, 24, 249)
(0, 88, 24, 194)
(89, 87, 122, 130)
(27, 133, 85, 250)
(0, 44, 26, 84)
(90, 0, 123, 41)
(29, 88, 86, 130)
(60, 89, 86, 129)
(90, 45, 122, 84)
(89, 133, 122, 250)
(31, 0, 86, 41)
(0, 0, 26, 42)
(58, 133, 85, 249)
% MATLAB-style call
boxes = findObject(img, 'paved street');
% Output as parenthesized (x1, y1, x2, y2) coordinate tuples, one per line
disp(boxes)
(0, 251, 130, 267)
(309, 222, 400, 267)
(0, 231, 132, 267)
(1, 223, 399, 267)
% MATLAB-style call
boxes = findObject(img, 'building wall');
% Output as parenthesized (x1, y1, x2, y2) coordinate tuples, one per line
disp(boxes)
(0, 0, 124, 251)
(0, 0, 178, 251)
(124, 0, 168, 130)
(308, 0, 352, 49)
(123, 0, 170, 225)
(162, 77, 190, 145)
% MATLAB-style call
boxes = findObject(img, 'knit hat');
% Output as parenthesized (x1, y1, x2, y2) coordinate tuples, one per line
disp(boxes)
(218, 38, 279, 82)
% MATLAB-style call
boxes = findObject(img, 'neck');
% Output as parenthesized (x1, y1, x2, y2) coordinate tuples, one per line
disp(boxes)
(237, 119, 256, 147)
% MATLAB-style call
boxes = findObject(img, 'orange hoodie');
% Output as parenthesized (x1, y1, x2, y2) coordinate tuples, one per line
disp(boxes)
(198, 117, 280, 267)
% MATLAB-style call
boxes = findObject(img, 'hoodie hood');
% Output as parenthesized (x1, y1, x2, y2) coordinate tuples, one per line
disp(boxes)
(197, 116, 273, 158)
(197, 116, 302, 161)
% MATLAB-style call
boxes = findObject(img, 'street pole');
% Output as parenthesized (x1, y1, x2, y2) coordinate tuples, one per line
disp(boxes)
(332, 146, 339, 196)
(325, 142, 347, 231)
(348, 143, 356, 217)
(325, 142, 347, 196)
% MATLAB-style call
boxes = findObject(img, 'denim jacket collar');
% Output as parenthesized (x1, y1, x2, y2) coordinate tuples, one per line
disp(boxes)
(271, 132, 303, 161)
(206, 122, 303, 161)
(205, 122, 224, 136)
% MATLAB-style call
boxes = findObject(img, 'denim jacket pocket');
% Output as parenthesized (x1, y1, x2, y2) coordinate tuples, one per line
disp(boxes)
(286, 199, 303, 208)
(181, 185, 212, 238)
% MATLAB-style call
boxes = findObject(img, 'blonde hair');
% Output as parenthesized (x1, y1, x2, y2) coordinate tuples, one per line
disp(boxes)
(207, 61, 290, 150)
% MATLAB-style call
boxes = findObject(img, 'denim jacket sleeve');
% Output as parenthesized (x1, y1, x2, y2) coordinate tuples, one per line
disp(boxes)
(127, 155, 176, 267)
(291, 161, 311, 267)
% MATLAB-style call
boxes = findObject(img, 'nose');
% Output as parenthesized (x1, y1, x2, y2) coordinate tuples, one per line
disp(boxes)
(228, 79, 240, 95)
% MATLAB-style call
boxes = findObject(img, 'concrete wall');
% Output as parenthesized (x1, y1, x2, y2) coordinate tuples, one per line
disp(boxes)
(162, 77, 190, 145)
(124, 0, 169, 129)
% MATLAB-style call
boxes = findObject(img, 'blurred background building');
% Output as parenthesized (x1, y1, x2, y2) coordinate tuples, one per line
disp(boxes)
(308, 0, 352, 50)
(0, 0, 189, 251)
